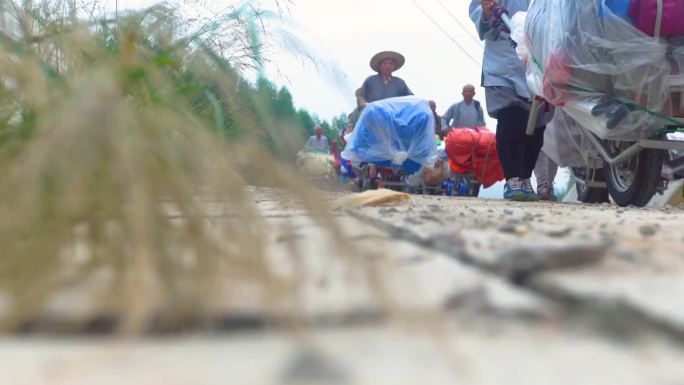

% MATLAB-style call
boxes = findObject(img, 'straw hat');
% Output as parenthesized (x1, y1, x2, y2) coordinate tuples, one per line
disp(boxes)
(369, 51, 405, 72)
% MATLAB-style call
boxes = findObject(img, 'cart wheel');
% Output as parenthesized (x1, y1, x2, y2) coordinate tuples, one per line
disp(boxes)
(572, 167, 610, 204)
(469, 183, 481, 197)
(605, 142, 664, 207)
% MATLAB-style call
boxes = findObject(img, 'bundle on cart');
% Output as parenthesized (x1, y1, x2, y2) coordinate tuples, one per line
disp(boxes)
(444, 127, 504, 188)
(523, 0, 683, 139)
(342, 96, 437, 174)
(296, 152, 336, 179)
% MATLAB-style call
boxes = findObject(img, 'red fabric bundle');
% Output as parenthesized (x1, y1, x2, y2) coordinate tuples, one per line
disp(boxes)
(629, 0, 684, 37)
(445, 127, 504, 188)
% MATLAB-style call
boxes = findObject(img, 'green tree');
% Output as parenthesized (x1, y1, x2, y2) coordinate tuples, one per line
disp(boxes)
(297, 109, 316, 138)
(274, 87, 296, 117)
(331, 113, 348, 133)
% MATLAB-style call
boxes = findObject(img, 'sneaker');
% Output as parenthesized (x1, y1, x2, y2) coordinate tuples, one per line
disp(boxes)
(537, 184, 558, 201)
(503, 177, 525, 201)
(521, 179, 539, 202)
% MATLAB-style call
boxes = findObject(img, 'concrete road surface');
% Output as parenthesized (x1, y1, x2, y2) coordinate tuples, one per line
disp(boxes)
(3, 188, 684, 385)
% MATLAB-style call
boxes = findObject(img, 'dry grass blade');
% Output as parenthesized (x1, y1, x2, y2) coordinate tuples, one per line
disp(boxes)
(0, 1, 383, 334)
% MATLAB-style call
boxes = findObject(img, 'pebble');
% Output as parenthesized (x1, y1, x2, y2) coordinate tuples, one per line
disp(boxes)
(639, 225, 658, 237)
(503, 208, 515, 216)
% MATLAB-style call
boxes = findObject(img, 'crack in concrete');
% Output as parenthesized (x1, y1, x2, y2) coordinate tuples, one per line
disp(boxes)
(347, 209, 684, 346)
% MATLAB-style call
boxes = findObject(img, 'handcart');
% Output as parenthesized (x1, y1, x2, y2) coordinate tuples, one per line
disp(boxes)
(497, 0, 684, 207)
(444, 126, 504, 196)
(342, 96, 438, 192)
(296, 150, 337, 190)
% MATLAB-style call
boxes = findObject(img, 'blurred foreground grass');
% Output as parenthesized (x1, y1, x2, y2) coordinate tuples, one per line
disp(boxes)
(0, 0, 368, 333)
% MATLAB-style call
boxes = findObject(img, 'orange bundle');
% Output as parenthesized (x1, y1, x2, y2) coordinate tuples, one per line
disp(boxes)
(445, 127, 504, 188)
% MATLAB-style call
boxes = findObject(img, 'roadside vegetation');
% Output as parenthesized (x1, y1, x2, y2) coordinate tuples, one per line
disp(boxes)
(0, 0, 358, 332)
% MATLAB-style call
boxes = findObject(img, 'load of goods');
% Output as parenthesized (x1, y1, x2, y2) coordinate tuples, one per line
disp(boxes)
(505, 0, 684, 206)
(341, 96, 505, 196)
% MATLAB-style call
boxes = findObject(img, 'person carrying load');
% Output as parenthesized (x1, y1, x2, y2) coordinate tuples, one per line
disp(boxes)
(358, 51, 414, 105)
(353, 51, 417, 189)
(441, 84, 487, 137)
(469, 0, 554, 201)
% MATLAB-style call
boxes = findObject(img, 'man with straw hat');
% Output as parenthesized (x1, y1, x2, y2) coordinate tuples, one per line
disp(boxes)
(359, 51, 413, 105)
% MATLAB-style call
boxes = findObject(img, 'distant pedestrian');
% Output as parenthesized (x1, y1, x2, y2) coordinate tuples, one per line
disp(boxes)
(348, 88, 366, 128)
(304, 126, 329, 152)
(441, 84, 486, 137)
(330, 139, 342, 159)
(429, 100, 443, 139)
(340, 122, 354, 146)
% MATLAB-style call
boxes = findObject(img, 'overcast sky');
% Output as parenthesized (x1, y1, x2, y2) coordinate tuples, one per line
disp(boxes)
(265, 0, 492, 125)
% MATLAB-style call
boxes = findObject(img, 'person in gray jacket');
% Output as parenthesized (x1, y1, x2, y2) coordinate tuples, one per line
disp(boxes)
(470, 0, 553, 201)
(441, 84, 487, 137)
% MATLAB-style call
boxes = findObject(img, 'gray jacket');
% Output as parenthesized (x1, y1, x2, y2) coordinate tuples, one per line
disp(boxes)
(469, 0, 530, 112)
(361, 74, 413, 103)
(469, 0, 553, 127)
(442, 100, 486, 130)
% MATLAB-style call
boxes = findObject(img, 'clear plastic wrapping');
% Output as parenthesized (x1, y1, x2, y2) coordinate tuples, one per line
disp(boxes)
(523, 0, 672, 140)
(342, 96, 437, 174)
(541, 110, 593, 168)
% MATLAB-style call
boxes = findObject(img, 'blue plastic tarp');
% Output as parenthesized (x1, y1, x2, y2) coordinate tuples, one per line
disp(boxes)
(341, 96, 437, 174)
(597, 0, 632, 20)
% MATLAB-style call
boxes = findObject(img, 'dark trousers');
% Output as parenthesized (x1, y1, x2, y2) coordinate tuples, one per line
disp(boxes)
(495, 106, 546, 180)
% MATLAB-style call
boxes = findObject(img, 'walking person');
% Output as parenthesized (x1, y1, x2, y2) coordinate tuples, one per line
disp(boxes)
(533, 150, 559, 201)
(429, 100, 443, 139)
(348, 88, 366, 128)
(359, 51, 413, 104)
(441, 84, 487, 137)
(304, 126, 330, 153)
(470, 0, 553, 201)
(355, 51, 414, 189)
